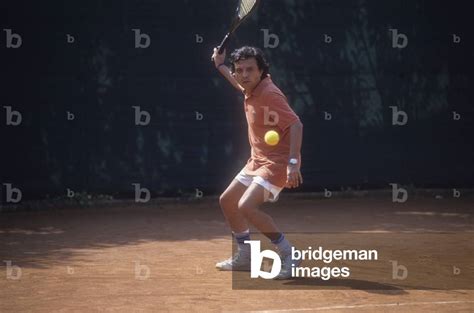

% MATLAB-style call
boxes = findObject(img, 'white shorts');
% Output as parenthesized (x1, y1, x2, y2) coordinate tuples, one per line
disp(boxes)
(234, 169, 284, 203)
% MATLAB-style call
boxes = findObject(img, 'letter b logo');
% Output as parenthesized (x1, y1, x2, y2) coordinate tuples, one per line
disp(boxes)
(390, 183, 408, 203)
(132, 106, 150, 126)
(245, 240, 281, 279)
(390, 106, 408, 125)
(390, 29, 408, 49)
(3, 29, 22, 48)
(134, 261, 150, 280)
(390, 260, 408, 280)
(261, 29, 279, 48)
(132, 29, 150, 48)
(132, 183, 150, 203)
(3, 183, 22, 203)
(263, 106, 279, 126)
(4, 106, 22, 126)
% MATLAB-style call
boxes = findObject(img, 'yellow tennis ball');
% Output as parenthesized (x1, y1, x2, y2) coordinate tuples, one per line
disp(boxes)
(264, 130, 280, 146)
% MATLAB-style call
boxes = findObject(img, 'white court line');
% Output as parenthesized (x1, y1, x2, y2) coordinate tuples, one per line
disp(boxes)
(240, 300, 474, 313)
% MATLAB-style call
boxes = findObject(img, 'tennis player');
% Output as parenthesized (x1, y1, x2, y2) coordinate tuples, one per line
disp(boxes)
(211, 46, 303, 279)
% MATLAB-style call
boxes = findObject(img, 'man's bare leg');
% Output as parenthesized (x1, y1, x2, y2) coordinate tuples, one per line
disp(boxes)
(216, 179, 252, 271)
(219, 179, 249, 233)
(237, 182, 281, 241)
(238, 182, 299, 279)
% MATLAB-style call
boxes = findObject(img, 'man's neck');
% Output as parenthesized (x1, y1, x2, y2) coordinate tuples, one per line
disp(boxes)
(244, 79, 263, 96)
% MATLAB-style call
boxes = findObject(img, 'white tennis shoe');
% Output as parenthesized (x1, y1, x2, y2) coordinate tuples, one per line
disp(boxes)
(275, 251, 301, 279)
(215, 251, 251, 271)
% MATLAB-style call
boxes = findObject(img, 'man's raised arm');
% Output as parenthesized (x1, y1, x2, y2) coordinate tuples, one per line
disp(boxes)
(211, 48, 244, 93)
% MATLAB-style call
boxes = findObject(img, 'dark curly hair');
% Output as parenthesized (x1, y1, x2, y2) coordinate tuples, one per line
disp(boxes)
(228, 46, 270, 80)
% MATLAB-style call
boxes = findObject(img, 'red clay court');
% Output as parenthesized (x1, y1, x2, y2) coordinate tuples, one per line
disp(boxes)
(1, 192, 473, 312)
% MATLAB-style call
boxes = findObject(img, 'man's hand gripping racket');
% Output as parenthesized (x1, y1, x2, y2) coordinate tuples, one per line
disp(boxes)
(211, 0, 260, 62)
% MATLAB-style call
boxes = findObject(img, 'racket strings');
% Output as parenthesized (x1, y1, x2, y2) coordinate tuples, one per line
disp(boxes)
(238, 0, 257, 19)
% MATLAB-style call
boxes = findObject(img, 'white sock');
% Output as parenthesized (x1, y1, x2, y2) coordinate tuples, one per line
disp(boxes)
(272, 233, 291, 256)
(233, 229, 250, 255)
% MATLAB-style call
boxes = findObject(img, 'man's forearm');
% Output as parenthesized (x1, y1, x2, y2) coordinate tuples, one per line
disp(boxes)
(289, 121, 303, 160)
(217, 64, 244, 92)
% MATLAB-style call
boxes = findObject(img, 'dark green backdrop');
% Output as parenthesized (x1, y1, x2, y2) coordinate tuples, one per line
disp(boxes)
(1, 0, 473, 200)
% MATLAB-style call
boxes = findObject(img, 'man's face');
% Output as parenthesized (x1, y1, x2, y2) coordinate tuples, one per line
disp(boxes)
(233, 57, 264, 92)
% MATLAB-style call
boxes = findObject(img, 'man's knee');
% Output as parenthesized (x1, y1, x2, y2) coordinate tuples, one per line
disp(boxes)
(219, 192, 238, 211)
(238, 198, 258, 219)
(219, 192, 229, 208)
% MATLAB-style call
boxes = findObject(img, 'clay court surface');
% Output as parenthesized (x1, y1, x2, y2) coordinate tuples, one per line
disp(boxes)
(1, 193, 473, 312)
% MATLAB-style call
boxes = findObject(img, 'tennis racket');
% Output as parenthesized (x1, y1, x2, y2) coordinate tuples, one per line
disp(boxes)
(215, 0, 260, 55)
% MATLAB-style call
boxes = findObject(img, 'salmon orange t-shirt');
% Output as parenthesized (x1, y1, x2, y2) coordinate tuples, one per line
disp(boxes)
(243, 76, 302, 188)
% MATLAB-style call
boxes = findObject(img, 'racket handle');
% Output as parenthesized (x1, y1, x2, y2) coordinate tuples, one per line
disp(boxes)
(217, 33, 231, 54)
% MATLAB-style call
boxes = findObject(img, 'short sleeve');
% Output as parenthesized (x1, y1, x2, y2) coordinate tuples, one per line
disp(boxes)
(264, 91, 300, 131)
